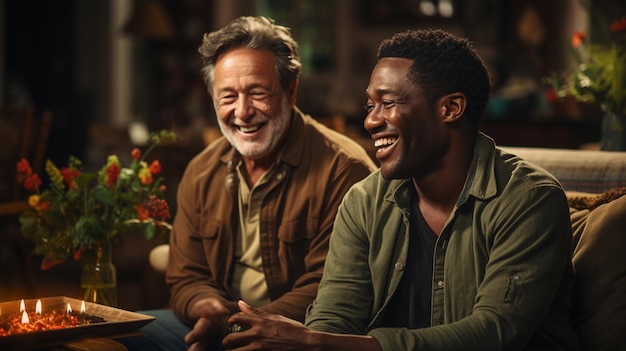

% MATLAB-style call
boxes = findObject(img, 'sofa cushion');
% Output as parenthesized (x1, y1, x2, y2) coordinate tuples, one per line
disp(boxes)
(502, 147, 626, 193)
(566, 187, 626, 349)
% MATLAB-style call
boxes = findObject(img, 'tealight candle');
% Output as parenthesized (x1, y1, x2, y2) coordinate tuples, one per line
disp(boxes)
(21, 310, 29, 324)
(36, 299, 42, 315)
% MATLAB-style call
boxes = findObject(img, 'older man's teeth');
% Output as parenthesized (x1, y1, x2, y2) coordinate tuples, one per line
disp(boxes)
(239, 125, 261, 133)
(374, 137, 396, 148)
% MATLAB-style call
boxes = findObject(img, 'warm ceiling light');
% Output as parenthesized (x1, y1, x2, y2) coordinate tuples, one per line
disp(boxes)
(123, 0, 175, 39)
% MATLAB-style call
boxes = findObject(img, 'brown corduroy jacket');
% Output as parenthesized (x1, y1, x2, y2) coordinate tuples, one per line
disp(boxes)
(166, 108, 377, 325)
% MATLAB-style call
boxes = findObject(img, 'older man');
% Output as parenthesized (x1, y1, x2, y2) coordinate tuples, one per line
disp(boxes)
(121, 16, 375, 351)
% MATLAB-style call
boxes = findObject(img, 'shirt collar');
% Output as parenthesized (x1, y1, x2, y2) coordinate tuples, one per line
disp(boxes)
(387, 132, 499, 209)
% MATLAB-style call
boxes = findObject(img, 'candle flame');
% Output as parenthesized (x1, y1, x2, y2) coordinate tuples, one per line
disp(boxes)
(80, 300, 86, 314)
(19, 299, 25, 313)
(21, 310, 29, 324)
(67, 303, 73, 314)
(36, 299, 42, 315)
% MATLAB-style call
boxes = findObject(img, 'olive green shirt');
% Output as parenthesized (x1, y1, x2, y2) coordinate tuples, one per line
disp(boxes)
(306, 134, 580, 350)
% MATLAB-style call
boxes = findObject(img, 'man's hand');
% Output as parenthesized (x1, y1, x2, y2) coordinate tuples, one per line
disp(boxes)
(222, 300, 313, 350)
(185, 297, 232, 351)
(222, 300, 383, 351)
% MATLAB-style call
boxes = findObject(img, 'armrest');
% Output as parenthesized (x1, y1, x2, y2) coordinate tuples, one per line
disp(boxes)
(149, 244, 170, 275)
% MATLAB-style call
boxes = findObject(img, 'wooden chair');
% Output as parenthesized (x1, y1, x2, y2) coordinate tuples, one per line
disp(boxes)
(0, 106, 53, 290)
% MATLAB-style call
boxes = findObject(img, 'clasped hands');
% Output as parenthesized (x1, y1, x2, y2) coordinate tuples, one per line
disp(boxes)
(185, 298, 310, 351)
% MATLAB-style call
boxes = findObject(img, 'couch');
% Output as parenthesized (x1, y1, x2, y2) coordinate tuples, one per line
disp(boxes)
(151, 146, 626, 349)
(501, 147, 626, 349)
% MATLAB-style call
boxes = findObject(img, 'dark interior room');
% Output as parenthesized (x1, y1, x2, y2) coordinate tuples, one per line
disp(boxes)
(0, 0, 624, 332)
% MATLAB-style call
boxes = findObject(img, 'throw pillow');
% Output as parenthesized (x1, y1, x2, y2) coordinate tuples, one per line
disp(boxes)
(566, 187, 626, 350)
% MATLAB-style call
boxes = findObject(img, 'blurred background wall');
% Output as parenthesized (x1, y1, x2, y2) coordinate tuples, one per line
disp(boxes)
(2, 0, 623, 166)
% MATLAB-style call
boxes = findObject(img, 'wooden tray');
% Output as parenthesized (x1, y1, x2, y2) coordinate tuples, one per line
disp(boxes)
(0, 296, 155, 350)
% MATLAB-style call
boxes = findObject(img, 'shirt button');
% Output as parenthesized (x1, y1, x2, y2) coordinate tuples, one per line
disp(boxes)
(437, 280, 444, 287)
(277, 172, 285, 180)
(394, 262, 405, 271)
(512, 274, 521, 280)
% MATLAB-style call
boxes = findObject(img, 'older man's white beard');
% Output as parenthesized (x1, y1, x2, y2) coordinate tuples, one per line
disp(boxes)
(217, 97, 291, 159)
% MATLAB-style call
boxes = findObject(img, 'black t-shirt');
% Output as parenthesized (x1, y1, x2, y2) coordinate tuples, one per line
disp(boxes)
(379, 195, 437, 329)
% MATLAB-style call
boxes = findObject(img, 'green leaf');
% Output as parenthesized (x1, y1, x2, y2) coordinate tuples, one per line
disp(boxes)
(19, 211, 38, 238)
(145, 223, 156, 241)
(91, 185, 114, 206)
(75, 173, 96, 187)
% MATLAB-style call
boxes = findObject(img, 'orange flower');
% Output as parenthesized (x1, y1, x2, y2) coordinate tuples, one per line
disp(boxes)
(136, 204, 150, 220)
(28, 194, 40, 208)
(571, 30, 586, 48)
(38, 201, 50, 211)
(149, 160, 162, 174)
(139, 167, 153, 185)
(131, 148, 141, 161)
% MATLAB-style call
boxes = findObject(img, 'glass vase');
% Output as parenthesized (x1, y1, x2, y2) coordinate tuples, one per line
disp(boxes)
(600, 109, 626, 151)
(81, 242, 118, 306)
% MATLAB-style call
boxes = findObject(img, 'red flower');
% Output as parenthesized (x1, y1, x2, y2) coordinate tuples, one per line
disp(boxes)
(610, 17, 626, 32)
(149, 160, 162, 174)
(146, 195, 170, 221)
(545, 86, 559, 103)
(60, 167, 80, 189)
(106, 163, 121, 187)
(16, 158, 32, 176)
(23, 173, 42, 191)
(571, 31, 586, 48)
(136, 204, 150, 220)
(131, 148, 141, 161)
(41, 255, 64, 271)
(73, 248, 85, 261)
(38, 201, 50, 211)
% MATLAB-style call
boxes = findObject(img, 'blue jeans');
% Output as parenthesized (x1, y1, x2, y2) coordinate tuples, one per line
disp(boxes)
(117, 309, 224, 351)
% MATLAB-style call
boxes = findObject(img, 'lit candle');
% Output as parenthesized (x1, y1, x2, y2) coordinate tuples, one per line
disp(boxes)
(66, 303, 73, 314)
(19, 299, 25, 313)
(21, 310, 29, 324)
(80, 300, 86, 314)
(36, 299, 42, 315)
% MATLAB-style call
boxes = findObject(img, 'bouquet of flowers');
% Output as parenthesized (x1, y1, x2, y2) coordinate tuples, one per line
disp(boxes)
(16, 129, 177, 270)
(548, 16, 626, 115)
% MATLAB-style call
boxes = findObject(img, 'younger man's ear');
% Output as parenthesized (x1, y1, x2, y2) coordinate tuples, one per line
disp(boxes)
(439, 92, 466, 122)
